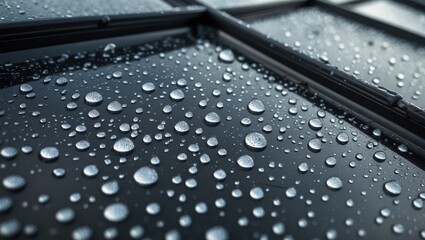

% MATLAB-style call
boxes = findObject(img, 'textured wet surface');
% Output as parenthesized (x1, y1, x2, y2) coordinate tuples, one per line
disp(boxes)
(250, 6, 425, 109)
(0, 0, 173, 23)
(0, 29, 424, 239)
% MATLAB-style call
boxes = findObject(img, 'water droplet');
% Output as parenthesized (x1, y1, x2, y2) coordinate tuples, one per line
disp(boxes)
(19, 83, 33, 94)
(413, 198, 424, 209)
(142, 82, 155, 93)
(204, 112, 221, 127)
(326, 177, 343, 190)
(205, 226, 229, 240)
(129, 225, 144, 239)
(237, 155, 254, 169)
(72, 226, 92, 240)
(133, 166, 158, 187)
(384, 180, 401, 196)
(286, 187, 297, 198)
(107, 101, 123, 113)
(102, 180, 119, 196)
(308, 118, 322, 130)
(174, 121, 190, 135)
(84, 91, 103, 106)
(113, 138, 135, 155)
(0, 219, 21, 238)
(250, 187, 264, 200)
(298, 162, 309, 173)
(325, 157, 337, 167)
(0, 197, 13, 213)
(104, 203, 129, 222)
(247, 99, 265, 115)
(308, 139, 322, 153)
(244, 132, 267, 151)
(39, 146, 59, 162)
(56, 208, 75, 223)
(213, 169, 227, 181)
(103, 43, 116, 53)
(373, 151, 386, 162)
(2, 175, 26, 191)
(1, 147, 18, 159)
(392, 224, 404, 235)
(218, 49, 235, 63)
(83, 164, 99, 178)
(55, 77, 68, 86)
(112, 71, 122, 79)
(146, 202, 161, 215)
(170, 89, 185, 102)
(272, 222, 285, 235)
(75, 140, 90, 151)
(336, 132, 349, 145)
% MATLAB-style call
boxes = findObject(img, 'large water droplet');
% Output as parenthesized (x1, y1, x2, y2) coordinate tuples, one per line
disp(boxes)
(244, 132, 267, 151)
(107, 101, 123, 113)
(1, 147, 18, 159)
(204, 112, 221, 127)
(237, 155, 254, 169)
(133, 166, 158, 187)
(0, 197, 13, 213)
(218, 49, 235, 63)
(84, 91, 103, 106)
(373, 151, 386, 162)
(308, 139, 322, 153)
(75, 140, 90, 151)
(0, 219, 21, 238)
(19, 83, 33, 94)
(72, 226, 92, 240)
(174, 121, 190, 135)
(308, 118, 322, 130)
(205, 226, 229, 240)
(384, 180, 401, 196)
(326, 177, 343, 190)
(250, 187, 264, 200)
(336, 132, 349, 145)
(83, 164, 99, 178)
(101, 180, 119, 196)
(55, 208, 75, 223)
(285, 187, 297, 198)
(2, 175, 26, 191)
(142, 82, 155, 93)
(103, 203, 129, 222)
(113, 138, 134, 155)
(170, 89, 185, 102)
(39, 147, 59, 163)
(247, 99, 265, 115)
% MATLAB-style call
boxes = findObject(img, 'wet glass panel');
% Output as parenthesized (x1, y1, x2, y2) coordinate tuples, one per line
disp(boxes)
(248, 6, 425, 108)
(0, 28, 423, 239)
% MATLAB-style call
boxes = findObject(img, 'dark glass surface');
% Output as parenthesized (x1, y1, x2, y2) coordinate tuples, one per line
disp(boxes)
(0, 27, 423, 239)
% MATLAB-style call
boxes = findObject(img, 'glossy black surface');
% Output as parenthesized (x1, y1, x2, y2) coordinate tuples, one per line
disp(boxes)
(0, 27, 424, 239)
